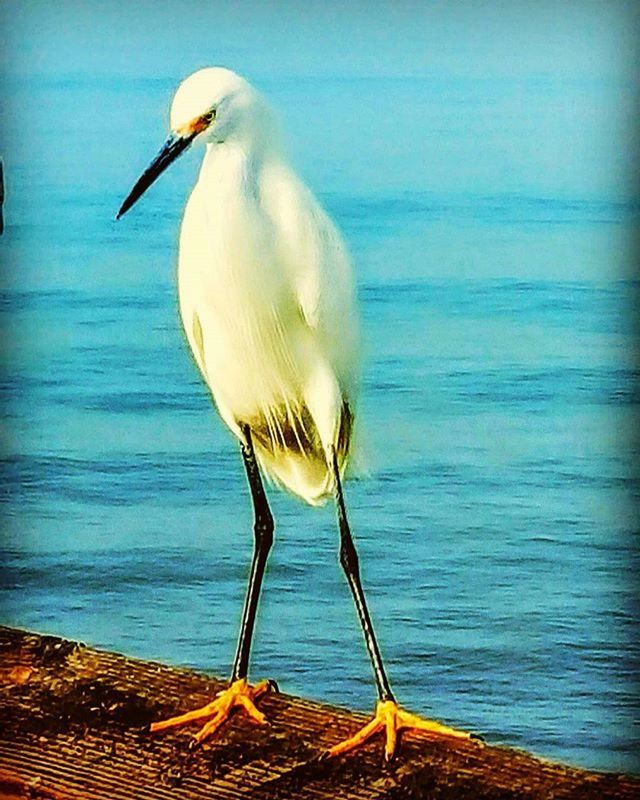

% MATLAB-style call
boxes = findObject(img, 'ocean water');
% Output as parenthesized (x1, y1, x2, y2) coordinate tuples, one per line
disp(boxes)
(1, 9, 639, 774)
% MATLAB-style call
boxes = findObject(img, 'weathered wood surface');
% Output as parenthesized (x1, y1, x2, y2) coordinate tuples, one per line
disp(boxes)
(0, 627, 637, 800)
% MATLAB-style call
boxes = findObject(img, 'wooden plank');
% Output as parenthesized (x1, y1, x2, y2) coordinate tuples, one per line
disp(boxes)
(0, 627, 637, 799)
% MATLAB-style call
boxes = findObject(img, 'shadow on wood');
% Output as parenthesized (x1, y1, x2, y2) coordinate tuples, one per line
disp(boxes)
(0, 627, 637, 799)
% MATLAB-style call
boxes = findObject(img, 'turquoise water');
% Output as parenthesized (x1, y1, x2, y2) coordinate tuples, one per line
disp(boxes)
(1, 3, 639, 774)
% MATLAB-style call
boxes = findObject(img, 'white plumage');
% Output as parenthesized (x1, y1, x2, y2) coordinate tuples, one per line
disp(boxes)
(169, 68, 359, 504)
(118, 68, 474, 758)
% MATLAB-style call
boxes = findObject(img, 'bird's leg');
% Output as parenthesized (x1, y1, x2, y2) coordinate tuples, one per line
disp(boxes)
(332, 450, 395, 705)
(325, 450, 473, 760)
(150, 426, 276, 745)
(230, 423, 275, 682)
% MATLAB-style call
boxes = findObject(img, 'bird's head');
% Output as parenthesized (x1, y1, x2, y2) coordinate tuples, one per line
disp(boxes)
(170, 67, 272, 147)
(117, 67, 274, 219)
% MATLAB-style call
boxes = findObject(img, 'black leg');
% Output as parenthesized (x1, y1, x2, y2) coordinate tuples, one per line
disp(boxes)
(231, 425, 274, 683)
(331, 449, 395, 703)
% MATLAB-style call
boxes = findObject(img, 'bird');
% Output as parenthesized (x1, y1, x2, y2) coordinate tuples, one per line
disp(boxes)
(116, 67, 472, 760)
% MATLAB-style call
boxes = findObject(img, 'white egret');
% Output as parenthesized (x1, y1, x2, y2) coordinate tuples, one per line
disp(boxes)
(117, 67, 471, 759)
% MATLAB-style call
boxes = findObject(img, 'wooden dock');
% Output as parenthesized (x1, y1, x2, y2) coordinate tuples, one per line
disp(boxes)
(0, 627, 637, 799)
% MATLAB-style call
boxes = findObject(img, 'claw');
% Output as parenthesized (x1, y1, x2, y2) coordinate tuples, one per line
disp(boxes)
(149, 678, 273, 745)
(326, 700, 472, 761)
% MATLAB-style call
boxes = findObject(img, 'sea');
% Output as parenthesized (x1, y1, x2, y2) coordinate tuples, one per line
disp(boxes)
(1, 12, 639, 774)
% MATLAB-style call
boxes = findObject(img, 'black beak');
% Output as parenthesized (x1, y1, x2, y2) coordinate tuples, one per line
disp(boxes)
(116, 131, 195, 220)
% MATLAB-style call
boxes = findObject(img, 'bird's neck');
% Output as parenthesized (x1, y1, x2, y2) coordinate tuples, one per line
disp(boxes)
(199, 137, 279, 198)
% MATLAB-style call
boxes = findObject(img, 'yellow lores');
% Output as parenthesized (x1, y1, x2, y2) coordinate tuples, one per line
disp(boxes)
(117, 66, 475, 761)
(178, 107, 216, 139)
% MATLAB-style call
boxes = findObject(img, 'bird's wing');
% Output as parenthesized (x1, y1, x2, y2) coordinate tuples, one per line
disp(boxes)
(261, 164, 360, 405)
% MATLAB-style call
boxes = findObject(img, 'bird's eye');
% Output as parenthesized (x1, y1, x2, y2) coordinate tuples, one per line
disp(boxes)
(203, 108, 216, 124)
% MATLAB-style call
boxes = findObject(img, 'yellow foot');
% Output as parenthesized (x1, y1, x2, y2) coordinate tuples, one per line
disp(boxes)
(150, 678, 273, 745)
(326, 700, 473, 761)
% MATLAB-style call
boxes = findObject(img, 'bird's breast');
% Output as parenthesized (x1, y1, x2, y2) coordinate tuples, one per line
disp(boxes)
(177, 176, 310, 416)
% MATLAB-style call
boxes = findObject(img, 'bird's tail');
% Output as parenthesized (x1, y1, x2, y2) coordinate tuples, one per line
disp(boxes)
(248, 400, 353, 506)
